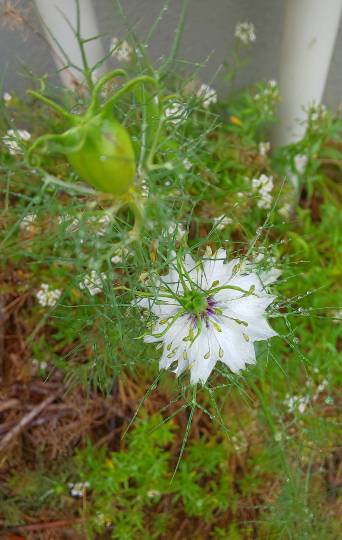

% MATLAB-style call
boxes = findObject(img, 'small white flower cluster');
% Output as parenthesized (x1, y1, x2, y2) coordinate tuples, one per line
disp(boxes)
(20, 213, 37, 231)
(196, 83, 217, 108)
(164, 101, 188, 125)
(258, 141, 271, 157)
(306, 102, 327, 125)
(68, 481, 90, 498)
(3, 129, 31, 155)
(36, 283, 62, 307)
(183, 158, 192, 171)
(254, 80, 279, 114)
(251, 174, 274, 209)
(110, 37, 133, 63)
(284, 380, 328, 414)
(234, 22, 256, 45)
(3, 92, 12, 103)
(79, 270, 107, 296)
(111, 246, 129, 264)
(213, 214, 232, 230)
(91, 213, 111, 237)
(284, 393, 309, 414)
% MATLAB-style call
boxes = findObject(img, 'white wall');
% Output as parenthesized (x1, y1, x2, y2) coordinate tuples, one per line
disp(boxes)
(1, 0, 341, 108)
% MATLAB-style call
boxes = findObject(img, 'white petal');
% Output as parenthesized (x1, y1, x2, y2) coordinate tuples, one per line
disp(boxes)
(218, 328, 256, 372)
(243, 316, 277, 341)
(259, 268, 281, 285)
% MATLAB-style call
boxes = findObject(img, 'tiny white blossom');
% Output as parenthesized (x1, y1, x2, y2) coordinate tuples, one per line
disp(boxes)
(68, 481, 90, 498)
(136, 250, 280, 384)
(258, 141, 271, 157)
(111, 247, 129, 264)
(294, 153, 308, 174)
(251, 174, 274, 209)
(164, 101, 187, 125)
(3, 129, 31, 155)
(213, 214, 232, 230)
(20, 213, 37, 231)
(110, 37, 133, 63)
(197, 83, 217, 108)
(79, 270, 107, 296)
(3, 92, 12, 102)
(183, 158, 192, 170)
(36, 283, 62, 307)
(234, 22, 256, 44)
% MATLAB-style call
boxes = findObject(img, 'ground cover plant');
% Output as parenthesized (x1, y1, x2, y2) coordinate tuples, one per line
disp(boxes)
(0, 2, 341, 539)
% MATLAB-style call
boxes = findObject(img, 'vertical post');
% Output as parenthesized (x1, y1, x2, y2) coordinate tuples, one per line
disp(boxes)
(33, 0, 106, 89)
(273, 0, 342, 146)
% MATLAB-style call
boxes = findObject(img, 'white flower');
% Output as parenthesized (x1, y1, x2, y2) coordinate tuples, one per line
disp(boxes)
(68, 481, 90, 498)
(164, 101, 187, 125)
(136, 250, 280, 384)
(258, 141, 271, 157)
(183, 158, 192, 170)
(110, 37, 133, 63)
(36, 283, 62, 307)
(196, 84, 217, 108)
(3, 129, 31, 155)
(20, 213, 37, 231)
(111, 247, 129, 264)
(251, 174, 274, 209)
(235, 22, 256, 44)
(3, 92, 12, 103)
(294, 154, 308, 174)
(213, 215, 232, 230)
(79, 270, 107, 296)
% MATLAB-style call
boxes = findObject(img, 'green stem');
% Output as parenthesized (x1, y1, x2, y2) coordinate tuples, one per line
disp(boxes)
(27, 91, 75, 123)
(87, 69, 127, 115)
(102, 76, 158, 115)
(75, 0, 94, 91)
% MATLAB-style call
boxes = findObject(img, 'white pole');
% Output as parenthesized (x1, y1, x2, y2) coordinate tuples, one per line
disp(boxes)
(273, 0, 342, 146)
(33, 0, 106, 89)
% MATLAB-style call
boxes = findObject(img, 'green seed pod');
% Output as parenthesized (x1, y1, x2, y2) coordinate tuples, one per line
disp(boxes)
(27, 70, 157, 197)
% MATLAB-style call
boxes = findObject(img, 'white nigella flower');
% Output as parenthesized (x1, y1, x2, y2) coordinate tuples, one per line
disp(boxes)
(110, 37, 133, 63)
(164, 101, 187, 125)
(251, 174, 274, 209)
(36, 283, 62, 307)
(79, 270, 107, 296)
(136, 250, 280, 384)
(234, 22, 256, 44)
(196, 83, 217, 108)
(258, 141, 271, 157)
(3, 129, 31, 155)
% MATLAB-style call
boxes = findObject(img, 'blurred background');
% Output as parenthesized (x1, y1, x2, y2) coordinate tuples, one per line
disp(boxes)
(1, 0, 341, 108)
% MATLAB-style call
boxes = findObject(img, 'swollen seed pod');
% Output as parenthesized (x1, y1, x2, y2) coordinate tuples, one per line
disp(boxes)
(27, 70, 158, 197)
(66, 114, 136, 195)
